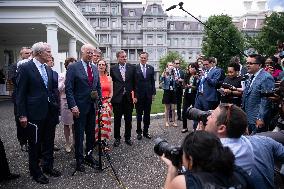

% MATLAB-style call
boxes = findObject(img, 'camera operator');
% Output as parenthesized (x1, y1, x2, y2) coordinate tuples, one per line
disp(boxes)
(161, 62, 177, 127)
(160, 131, 254, 189)
(196, 103, 284, 188)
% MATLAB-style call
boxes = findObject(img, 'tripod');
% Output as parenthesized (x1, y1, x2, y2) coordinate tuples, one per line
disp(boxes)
(96, 98, 127, 189)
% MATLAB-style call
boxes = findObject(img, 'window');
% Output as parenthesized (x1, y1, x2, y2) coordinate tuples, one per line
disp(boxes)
(92, 18, 98, 27)
(157, 35, 163, 45)
(198, 24, 202, 30)
(188, 38, 192, 46)
(147, 20, 153, 27)
(112, 52, 116, 59)
(130, 38, 135, 45)
(129, 10, 135, 16)
(147, 35, 153, 45)
(137, 23, 142, 30)
(112, 36, 117, 44)
(111, 7, 116, 15)
(92, 7, 96, 12)
(170, 23, 174, 30)
(112, 20, 117, 28)
(173, 38, 178, 46)
(130, 51, 135, 60)
(101, 35, 107, 43)
(130, 23, 134, 30)
(184, 23, 190, 30)
(167, 39, 170, 46)
(181, 38, 185, 46)
(152, 6, 158, 14)
(123, 23, 127, 30)
(137, 38, 142, 44)
(122, 38, 127, 45)
(82, 7, 86, 12)
(157, 19, 163, 27)
(101, 7, 107, 13)
(101, 19, 107, 27)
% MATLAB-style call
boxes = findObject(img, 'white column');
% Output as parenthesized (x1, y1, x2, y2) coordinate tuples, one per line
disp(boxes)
(46, 24, 60, 72)
(68, 37, 77, 59)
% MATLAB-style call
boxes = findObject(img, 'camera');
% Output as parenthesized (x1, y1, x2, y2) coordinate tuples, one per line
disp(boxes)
(154, 138, 182, 167)
(186, 107, 211, 126)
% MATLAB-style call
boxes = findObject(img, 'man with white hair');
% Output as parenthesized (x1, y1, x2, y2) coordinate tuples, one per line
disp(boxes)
(17, 42, 61, 184)
(65, 44, 102, 172)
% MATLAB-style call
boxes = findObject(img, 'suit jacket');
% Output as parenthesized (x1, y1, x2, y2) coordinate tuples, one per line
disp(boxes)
(110, 63, 136, 104)
(175, 68, 185, 90)
(16, 59, 56, 120)
(65, 61, 102, 115)
(134, 64, 156, 100)
(51, 70, 60, 124)
(242, 69, 275, 125)
(202, 67, 222, 102)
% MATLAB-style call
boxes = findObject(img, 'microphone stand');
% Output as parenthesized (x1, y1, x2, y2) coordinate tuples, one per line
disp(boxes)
(171, 2, 247, 57)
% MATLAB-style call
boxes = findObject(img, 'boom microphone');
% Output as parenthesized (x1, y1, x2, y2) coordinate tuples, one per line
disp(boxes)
(166, 5, 177, 11)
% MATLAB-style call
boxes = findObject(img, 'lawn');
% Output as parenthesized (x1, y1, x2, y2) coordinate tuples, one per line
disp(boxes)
(133, 89, 164, 115)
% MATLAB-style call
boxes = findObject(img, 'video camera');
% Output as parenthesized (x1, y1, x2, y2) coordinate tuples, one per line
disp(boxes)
(154, 138, 182, 167)
(186, 107, 211, 126)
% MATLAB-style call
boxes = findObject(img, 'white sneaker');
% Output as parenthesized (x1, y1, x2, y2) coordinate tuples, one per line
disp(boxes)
(65, 144, 71, 153)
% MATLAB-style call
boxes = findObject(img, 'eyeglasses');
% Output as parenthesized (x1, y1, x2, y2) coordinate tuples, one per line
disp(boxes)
(175, 63, 180, 65)
(246, 62, 258, 65)
(86, 51, 94, 55)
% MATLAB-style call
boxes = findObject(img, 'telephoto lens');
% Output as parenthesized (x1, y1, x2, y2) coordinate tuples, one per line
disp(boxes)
(186, 107, 211, 126)
(154, 138, 182, 167)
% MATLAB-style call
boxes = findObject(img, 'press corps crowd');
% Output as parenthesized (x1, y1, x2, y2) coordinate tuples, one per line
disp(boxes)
(0, 41, 284, 188)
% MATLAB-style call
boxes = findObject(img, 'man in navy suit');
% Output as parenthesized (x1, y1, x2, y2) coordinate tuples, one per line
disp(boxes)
(110, 50, 136, 147)
(65, 44, 102, 172)
(134, 52, 156, 140)
(174, 59, 185, 121)
(242, 54, 275, 134)
(194, 57, 221, 111)
(16, 42, 61, 184)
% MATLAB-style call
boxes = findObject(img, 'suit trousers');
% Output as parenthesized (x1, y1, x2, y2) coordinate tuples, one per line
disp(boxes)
(0, 138, 11, 181)
(136, 96, 152, 135)
(112, 94, 133, 140)
(73, 107, 96, 164)
(175, 87, 183, 119)
(182, 93, 196, 129)
(27, 110, 56, 177)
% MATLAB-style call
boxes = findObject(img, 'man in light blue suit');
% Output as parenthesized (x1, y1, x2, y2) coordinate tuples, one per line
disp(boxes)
(242, 54, 275, 134)
(65, 44, 102, 172)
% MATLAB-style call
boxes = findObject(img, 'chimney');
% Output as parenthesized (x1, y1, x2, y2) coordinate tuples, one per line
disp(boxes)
(243, 0, 253, 12)
(256, 0, 267, 11)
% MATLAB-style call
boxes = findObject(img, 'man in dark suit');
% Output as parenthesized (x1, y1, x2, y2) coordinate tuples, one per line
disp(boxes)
(110, 50, 136, 147)
(16, 42, 61, 184)
(65, 44, 102, 172)
(8, 47, 32, 152)
(134, 52, 156, 140)
(174, 59, 185, 120)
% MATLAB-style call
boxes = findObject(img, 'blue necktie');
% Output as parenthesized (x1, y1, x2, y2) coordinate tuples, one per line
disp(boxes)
(40, 64, 48, 88)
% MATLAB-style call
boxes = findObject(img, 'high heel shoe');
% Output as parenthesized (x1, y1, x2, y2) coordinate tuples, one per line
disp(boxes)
(172, 122, 178, 127)
(165, 122, 169, 127)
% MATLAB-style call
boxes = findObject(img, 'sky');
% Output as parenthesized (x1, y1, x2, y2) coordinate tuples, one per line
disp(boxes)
(130, 0, 284, 17)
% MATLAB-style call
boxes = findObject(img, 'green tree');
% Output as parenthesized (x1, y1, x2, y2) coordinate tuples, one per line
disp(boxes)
(159, 51, 186, 73)
(249, 12, 284, 56)
(202, 15, 245, 70)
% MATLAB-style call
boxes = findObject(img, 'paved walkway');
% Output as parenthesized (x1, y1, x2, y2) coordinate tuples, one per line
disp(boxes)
(0, 100, 193, 189)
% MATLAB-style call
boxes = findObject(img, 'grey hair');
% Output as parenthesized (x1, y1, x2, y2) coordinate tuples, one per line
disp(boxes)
(31, 42, 50, 55)
(116, 50, 126, 58)
(81, 44, 95, 53)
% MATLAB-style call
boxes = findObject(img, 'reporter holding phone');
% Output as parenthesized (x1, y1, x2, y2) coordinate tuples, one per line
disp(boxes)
(219, 62, 242, 106)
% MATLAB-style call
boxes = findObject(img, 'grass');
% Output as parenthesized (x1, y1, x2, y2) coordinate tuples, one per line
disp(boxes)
(132, 89, 164, 115)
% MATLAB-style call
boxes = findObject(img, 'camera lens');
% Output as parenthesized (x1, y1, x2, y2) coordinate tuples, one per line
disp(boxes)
(186, 107, 211, 126)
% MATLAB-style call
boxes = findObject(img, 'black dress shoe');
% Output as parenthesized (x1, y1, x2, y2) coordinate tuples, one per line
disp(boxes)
(84, 156, 99, 167)
(137, 134, 142, 140)
(181, 128, 188, 133)
(75, 164, 85, 172)
(143, 133, 152, 139)
(125, 139, 133, 146)
(33, 175, 49, 184)
(43, 168, 61, 177)
(113, 139, 121, 147)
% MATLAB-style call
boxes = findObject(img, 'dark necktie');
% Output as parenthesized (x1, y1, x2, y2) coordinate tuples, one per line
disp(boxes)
(87, 63, 93, 86)
(248, 74, 255, 89)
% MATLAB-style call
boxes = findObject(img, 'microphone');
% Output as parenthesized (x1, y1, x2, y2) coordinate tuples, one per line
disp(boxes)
(178, 2, 184, 7)
(165, 5, 177, 11)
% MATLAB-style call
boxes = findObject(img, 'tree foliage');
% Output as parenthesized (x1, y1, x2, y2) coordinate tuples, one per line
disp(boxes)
(248, 12, 284, 56)
(159, 51, 186, 73)
(202, 15, 245, 70)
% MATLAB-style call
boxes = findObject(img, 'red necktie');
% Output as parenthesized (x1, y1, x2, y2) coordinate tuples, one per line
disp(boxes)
(87, 63, 93, 87)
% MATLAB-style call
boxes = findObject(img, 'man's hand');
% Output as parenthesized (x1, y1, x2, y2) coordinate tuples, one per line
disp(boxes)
(256, 119, 265, 128)
(133, 97, 137, 104)
(71, 106, 80, 118)
(19, 116, 28, 128)
(196, 121, 205, 130)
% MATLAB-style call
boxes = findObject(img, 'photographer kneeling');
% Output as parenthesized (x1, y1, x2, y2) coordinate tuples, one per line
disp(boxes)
(160, 131, 253, 189)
